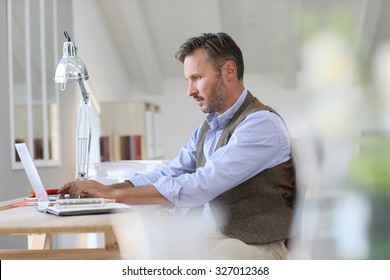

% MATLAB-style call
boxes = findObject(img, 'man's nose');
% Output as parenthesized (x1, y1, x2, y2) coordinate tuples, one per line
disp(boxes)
(187, 81, 197, 96)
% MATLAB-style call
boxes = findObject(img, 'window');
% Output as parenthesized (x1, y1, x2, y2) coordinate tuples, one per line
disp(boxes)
(8, 0, 61, 168)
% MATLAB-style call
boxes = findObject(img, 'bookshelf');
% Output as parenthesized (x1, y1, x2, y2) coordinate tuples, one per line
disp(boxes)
(99, 100, 163, 161)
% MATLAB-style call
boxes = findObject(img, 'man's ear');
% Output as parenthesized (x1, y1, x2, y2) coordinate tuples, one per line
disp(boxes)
(223, 60, 237, 81)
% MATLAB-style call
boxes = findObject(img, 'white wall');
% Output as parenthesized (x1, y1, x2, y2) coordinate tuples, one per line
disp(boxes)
(72, 0, 150, 103)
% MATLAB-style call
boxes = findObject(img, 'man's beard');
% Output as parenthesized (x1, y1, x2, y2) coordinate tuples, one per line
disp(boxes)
(201, 77, 227, 114)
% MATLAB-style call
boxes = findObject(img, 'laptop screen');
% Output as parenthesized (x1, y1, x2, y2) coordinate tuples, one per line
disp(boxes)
(15, 143, 50, 202)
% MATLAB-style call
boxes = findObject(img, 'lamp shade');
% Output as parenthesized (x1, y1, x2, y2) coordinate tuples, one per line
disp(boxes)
(54, 41, 89, 84)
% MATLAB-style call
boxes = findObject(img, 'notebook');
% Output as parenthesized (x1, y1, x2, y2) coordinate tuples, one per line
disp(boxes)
(15, 143, 132, 216)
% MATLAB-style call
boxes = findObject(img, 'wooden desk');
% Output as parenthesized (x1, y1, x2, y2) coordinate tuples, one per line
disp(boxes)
(0, 198, 132, 260)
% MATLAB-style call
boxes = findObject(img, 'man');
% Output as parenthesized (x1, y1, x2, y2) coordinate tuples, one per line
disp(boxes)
(59, 33, 295, 259)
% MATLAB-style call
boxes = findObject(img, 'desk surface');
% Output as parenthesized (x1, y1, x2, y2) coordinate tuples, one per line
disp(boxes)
(0, 199, 136, 234)
(0, 201, 124, 235)
(0, 197, 144, 259)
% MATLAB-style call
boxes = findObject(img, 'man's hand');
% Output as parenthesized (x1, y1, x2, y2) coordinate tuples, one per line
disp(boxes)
(58, 180, 172, 205)
(58, 180, 111, 199)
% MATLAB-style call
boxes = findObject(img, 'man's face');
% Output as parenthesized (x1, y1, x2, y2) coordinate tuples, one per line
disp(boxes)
(183, 49, 227, 114)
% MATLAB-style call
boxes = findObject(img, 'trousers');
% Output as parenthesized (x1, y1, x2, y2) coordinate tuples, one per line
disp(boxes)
(203, 229, 288, 260)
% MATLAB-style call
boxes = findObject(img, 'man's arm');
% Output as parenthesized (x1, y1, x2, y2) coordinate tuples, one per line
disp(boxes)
(113, 185, 173, 205)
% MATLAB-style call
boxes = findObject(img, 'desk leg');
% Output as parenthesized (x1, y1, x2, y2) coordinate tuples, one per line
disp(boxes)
(28, 233, 51, 249)
(104, 228, 119, 251)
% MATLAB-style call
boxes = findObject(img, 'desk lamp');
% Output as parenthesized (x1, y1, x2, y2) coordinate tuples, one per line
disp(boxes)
(54, 31, 91, 180)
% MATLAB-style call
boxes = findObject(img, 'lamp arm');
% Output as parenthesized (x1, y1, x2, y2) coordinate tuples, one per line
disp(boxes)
(76, 80, 91, 180)
(78, 80, 89, 104)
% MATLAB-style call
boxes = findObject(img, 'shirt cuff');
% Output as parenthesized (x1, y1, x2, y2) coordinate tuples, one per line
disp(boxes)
(153, 176, 182, 206)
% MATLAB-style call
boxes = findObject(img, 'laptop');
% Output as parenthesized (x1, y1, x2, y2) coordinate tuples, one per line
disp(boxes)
(15, 143, 132, 216)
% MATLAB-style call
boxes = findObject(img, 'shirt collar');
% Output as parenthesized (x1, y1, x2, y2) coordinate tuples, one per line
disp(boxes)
(206, 88, 248, 129)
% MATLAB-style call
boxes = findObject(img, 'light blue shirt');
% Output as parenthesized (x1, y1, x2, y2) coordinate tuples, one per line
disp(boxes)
(130, 89, 291, 208)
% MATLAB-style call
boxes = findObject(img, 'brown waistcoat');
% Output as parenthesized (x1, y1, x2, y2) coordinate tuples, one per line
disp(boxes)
(196, 92, 296, 244)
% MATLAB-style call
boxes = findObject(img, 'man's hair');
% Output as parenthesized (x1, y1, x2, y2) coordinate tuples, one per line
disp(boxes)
(175, 32, 244, 80)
